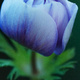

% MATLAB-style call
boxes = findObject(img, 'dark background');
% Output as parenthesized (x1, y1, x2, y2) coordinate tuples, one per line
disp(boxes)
(0, 0, 80, 80)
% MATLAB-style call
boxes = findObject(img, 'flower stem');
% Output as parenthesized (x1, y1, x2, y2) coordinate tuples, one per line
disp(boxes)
(31, 51, 38, 75)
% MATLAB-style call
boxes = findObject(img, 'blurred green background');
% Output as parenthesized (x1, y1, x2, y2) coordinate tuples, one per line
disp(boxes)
(0, 0, 80, 80)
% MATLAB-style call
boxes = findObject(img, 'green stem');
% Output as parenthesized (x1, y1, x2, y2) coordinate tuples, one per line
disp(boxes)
(31, 51, 38, 75)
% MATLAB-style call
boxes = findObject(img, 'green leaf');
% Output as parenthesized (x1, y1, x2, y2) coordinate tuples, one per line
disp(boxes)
(54, 48, 75, 66)
(45, 76, 61, 80)
(0, 32, 76, 80)
(0, 59, 14, 67)
(35, 49, 76, 80)
(7, 68, 17, 80)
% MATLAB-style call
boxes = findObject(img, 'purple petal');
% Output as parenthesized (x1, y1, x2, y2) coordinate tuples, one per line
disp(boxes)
(24, 7, 58, 56)
(62, 2, 78, 50)
(0, 13, 1, 29)
(1, 0, 32, 41)
(33, 0, 44, 5)
(1, 0, 58, 56)
(44, 1, 69, 54)
(55, 1, 78, 54)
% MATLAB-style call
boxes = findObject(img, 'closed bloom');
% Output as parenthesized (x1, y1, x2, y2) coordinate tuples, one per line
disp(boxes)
(0, 0, 78, 56)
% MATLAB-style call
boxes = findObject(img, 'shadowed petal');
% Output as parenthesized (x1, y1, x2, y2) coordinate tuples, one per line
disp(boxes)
(1, 0, 32, 41)
(0, 13, 1, 29)
(54, 1, 78, 54)
(62, 2, 78, 50)
(33, 0, 44, 5)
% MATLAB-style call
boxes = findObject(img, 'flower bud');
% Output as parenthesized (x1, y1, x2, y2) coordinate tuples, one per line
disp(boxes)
(0, 0, 78, 56)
